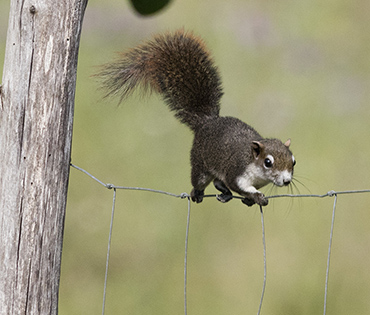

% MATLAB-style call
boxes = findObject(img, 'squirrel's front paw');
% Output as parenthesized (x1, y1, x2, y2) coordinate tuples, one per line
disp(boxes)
(255, 192, 269, 206)
(191, 189, 204, 203)
(242, 192, 268, 207)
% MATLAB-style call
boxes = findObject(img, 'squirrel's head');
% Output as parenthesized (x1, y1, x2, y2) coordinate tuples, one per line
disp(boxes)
(251, 139, 295, 188)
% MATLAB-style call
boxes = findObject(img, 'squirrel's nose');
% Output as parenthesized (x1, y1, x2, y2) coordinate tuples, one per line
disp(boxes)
(283, 179, 291, 186)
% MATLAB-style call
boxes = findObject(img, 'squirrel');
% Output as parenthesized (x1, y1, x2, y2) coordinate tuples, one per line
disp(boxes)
(97, 29, 296, 207)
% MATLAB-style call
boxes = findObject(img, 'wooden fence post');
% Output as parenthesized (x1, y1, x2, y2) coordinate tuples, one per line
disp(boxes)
(0, 0, 87, 313)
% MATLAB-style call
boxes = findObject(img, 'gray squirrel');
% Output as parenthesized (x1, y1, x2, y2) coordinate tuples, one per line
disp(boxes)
(97, 29, 296, 207)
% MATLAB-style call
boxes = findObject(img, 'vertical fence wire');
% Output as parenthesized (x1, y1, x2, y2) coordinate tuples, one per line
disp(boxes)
(257, 206, 267, 315)
(102, 188, 117, 315)
(323, 193, 338, 315)
(184, 196, 191, 315)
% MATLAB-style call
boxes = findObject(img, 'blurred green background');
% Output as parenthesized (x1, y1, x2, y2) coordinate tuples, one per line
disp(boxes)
(1, 0, 370, 314)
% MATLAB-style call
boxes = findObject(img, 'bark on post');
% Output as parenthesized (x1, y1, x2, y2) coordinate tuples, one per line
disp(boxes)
(0, 0, 87, 313)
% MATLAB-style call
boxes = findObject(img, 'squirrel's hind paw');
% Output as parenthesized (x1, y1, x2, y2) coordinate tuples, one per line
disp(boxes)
(242, 198, 255, 207)
(191, 189, 204, 203)
(217, 193, 233, 203)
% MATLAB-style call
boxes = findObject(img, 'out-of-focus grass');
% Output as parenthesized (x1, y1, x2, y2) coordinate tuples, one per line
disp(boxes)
(1, 0, 370, 314)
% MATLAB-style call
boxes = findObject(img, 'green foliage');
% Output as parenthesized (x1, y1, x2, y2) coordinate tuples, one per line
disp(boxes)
(129, 0, 171, 15)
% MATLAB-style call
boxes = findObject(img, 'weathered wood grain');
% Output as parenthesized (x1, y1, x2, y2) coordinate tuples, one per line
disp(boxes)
(0, 0, 88, 313)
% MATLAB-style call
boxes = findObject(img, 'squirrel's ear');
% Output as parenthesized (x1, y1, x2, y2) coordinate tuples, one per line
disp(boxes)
(252, 141, 264, 159)
(284, 139, 291, 148)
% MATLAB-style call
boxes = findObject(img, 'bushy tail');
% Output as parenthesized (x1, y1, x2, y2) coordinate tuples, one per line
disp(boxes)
(97, 29, 223, 131)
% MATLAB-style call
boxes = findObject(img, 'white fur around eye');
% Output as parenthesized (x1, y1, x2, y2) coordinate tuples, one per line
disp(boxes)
(292, 155, 296, 165)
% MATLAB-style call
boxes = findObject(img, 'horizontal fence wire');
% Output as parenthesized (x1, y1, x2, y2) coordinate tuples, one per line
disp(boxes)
(70, 164, 370, 200)
(70, 163, 370, 315)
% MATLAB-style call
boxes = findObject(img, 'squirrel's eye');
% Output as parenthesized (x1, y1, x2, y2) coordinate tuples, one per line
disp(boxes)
(264, 158, 273, 168)
(292, 155, 296, 166)
(264, 155, 274, 168)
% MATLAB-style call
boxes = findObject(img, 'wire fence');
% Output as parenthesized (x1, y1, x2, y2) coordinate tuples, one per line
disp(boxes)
(70, 163, 370, 315)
